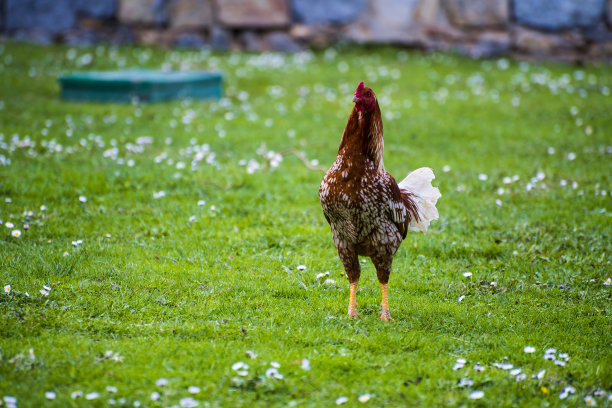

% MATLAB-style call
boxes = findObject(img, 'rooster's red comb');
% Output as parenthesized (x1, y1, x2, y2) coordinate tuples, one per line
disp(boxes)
(355, 81, 365, 94)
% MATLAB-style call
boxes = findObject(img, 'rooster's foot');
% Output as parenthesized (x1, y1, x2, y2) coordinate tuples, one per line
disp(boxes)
(379, 309, 394, 322)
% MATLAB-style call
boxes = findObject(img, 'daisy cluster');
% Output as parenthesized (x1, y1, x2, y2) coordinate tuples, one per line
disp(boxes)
(0, 196, 101, 257)
(446, 151, 612, 208)
(3, 281, 60, 298)
(451, 346, 610, 403)
(229, 351, 371, 406)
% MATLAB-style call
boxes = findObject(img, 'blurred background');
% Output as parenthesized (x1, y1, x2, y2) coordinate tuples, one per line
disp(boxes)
(2, 0, 612, 62)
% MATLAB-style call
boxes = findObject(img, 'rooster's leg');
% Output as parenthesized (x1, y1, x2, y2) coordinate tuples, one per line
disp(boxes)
(348, 281, 360, 318)
(337, 242, 361, 318)
(372, 254, 394, 322)
(379, 282, 394, 321)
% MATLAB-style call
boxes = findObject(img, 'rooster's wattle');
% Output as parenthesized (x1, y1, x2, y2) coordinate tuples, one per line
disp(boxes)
(319, 81, 441, 321)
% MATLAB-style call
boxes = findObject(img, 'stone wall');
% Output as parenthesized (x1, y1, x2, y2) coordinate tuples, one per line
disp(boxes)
(3, 0, 612, 61)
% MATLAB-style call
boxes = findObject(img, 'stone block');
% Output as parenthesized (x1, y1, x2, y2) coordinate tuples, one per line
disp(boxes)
(111, 25, 136, 44)
(588, 39, 612, 59)
(467, 31, 511, 57)
(512, 26, 584, 56)
(75, 0, 117, 19)
(63, 29, 101, 46)
(173, 32, 207, 48)
(290, 0, 365, 24)
(210, 26, 231, 50)
(118, 0, 167, 26)
(264, 31, 302, 52)
(343, 0, 425, 45)
(12, 29, 54, 44)
(514, 0, 606, 29)
(6, 0, 76, 34)
(168, 0, 212, 29)
(239, 31, 263, 51)
(216, 0, 290, 28)
(442, 0, 508, 28)
(134, 28, 173, 46)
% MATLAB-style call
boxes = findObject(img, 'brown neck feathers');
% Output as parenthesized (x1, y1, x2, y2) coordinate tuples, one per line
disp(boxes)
(338, 100, 384, 169)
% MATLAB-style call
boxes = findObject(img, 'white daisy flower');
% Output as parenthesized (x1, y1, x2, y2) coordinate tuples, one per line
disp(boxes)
(106, 386, 118, 393)
(45, 391, 56, 400)
(469, 390, 484, 400)
(358, 394, 371, 403)
(79, 196, 87, 203)
(336, 396, 349, 405)
(155, 378, 168, 387)
(297, 265, 307, 271)
(459, 378, 474, 387)
(301, 358, 310, 370)
(462, 272, 472, 277)
(5, 222, 14, 228)
(150, 392, 160, 401)
(188, 386, 200, 394)
(524, 346, 535, 353)
(85, 392, 99, 400)
(71, 391, 83, 399)
(265, 367, 283, 379)
(564, 386, 576, 394)
(4, 284, 10, 294)
(180, 397, 199, 407)
(232, 361, 249, 371)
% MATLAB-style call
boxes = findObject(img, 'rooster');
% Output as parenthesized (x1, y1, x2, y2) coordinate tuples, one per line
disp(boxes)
(319, 81, 441, 321)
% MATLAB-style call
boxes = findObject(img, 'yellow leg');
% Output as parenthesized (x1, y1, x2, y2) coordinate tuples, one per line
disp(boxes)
(379, 283, 394, 321)
(348, 282, 361, 318)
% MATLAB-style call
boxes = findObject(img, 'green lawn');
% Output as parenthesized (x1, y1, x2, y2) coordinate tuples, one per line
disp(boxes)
(0, 42, 611, 407)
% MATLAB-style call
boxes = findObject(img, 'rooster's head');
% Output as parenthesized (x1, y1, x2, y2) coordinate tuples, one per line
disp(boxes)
(353, 81, 376, 112)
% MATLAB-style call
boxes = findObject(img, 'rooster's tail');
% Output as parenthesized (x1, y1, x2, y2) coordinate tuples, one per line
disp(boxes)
(398, 167, 441, 233)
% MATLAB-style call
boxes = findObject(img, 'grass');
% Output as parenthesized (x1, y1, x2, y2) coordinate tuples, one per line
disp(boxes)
(0, 42, 611, 407)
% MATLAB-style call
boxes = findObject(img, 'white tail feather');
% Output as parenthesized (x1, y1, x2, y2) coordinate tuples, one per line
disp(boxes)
(398, 167, 441, 233)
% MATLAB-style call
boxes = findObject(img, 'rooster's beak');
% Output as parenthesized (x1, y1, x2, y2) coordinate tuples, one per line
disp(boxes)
(352, 95, 358, 103)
